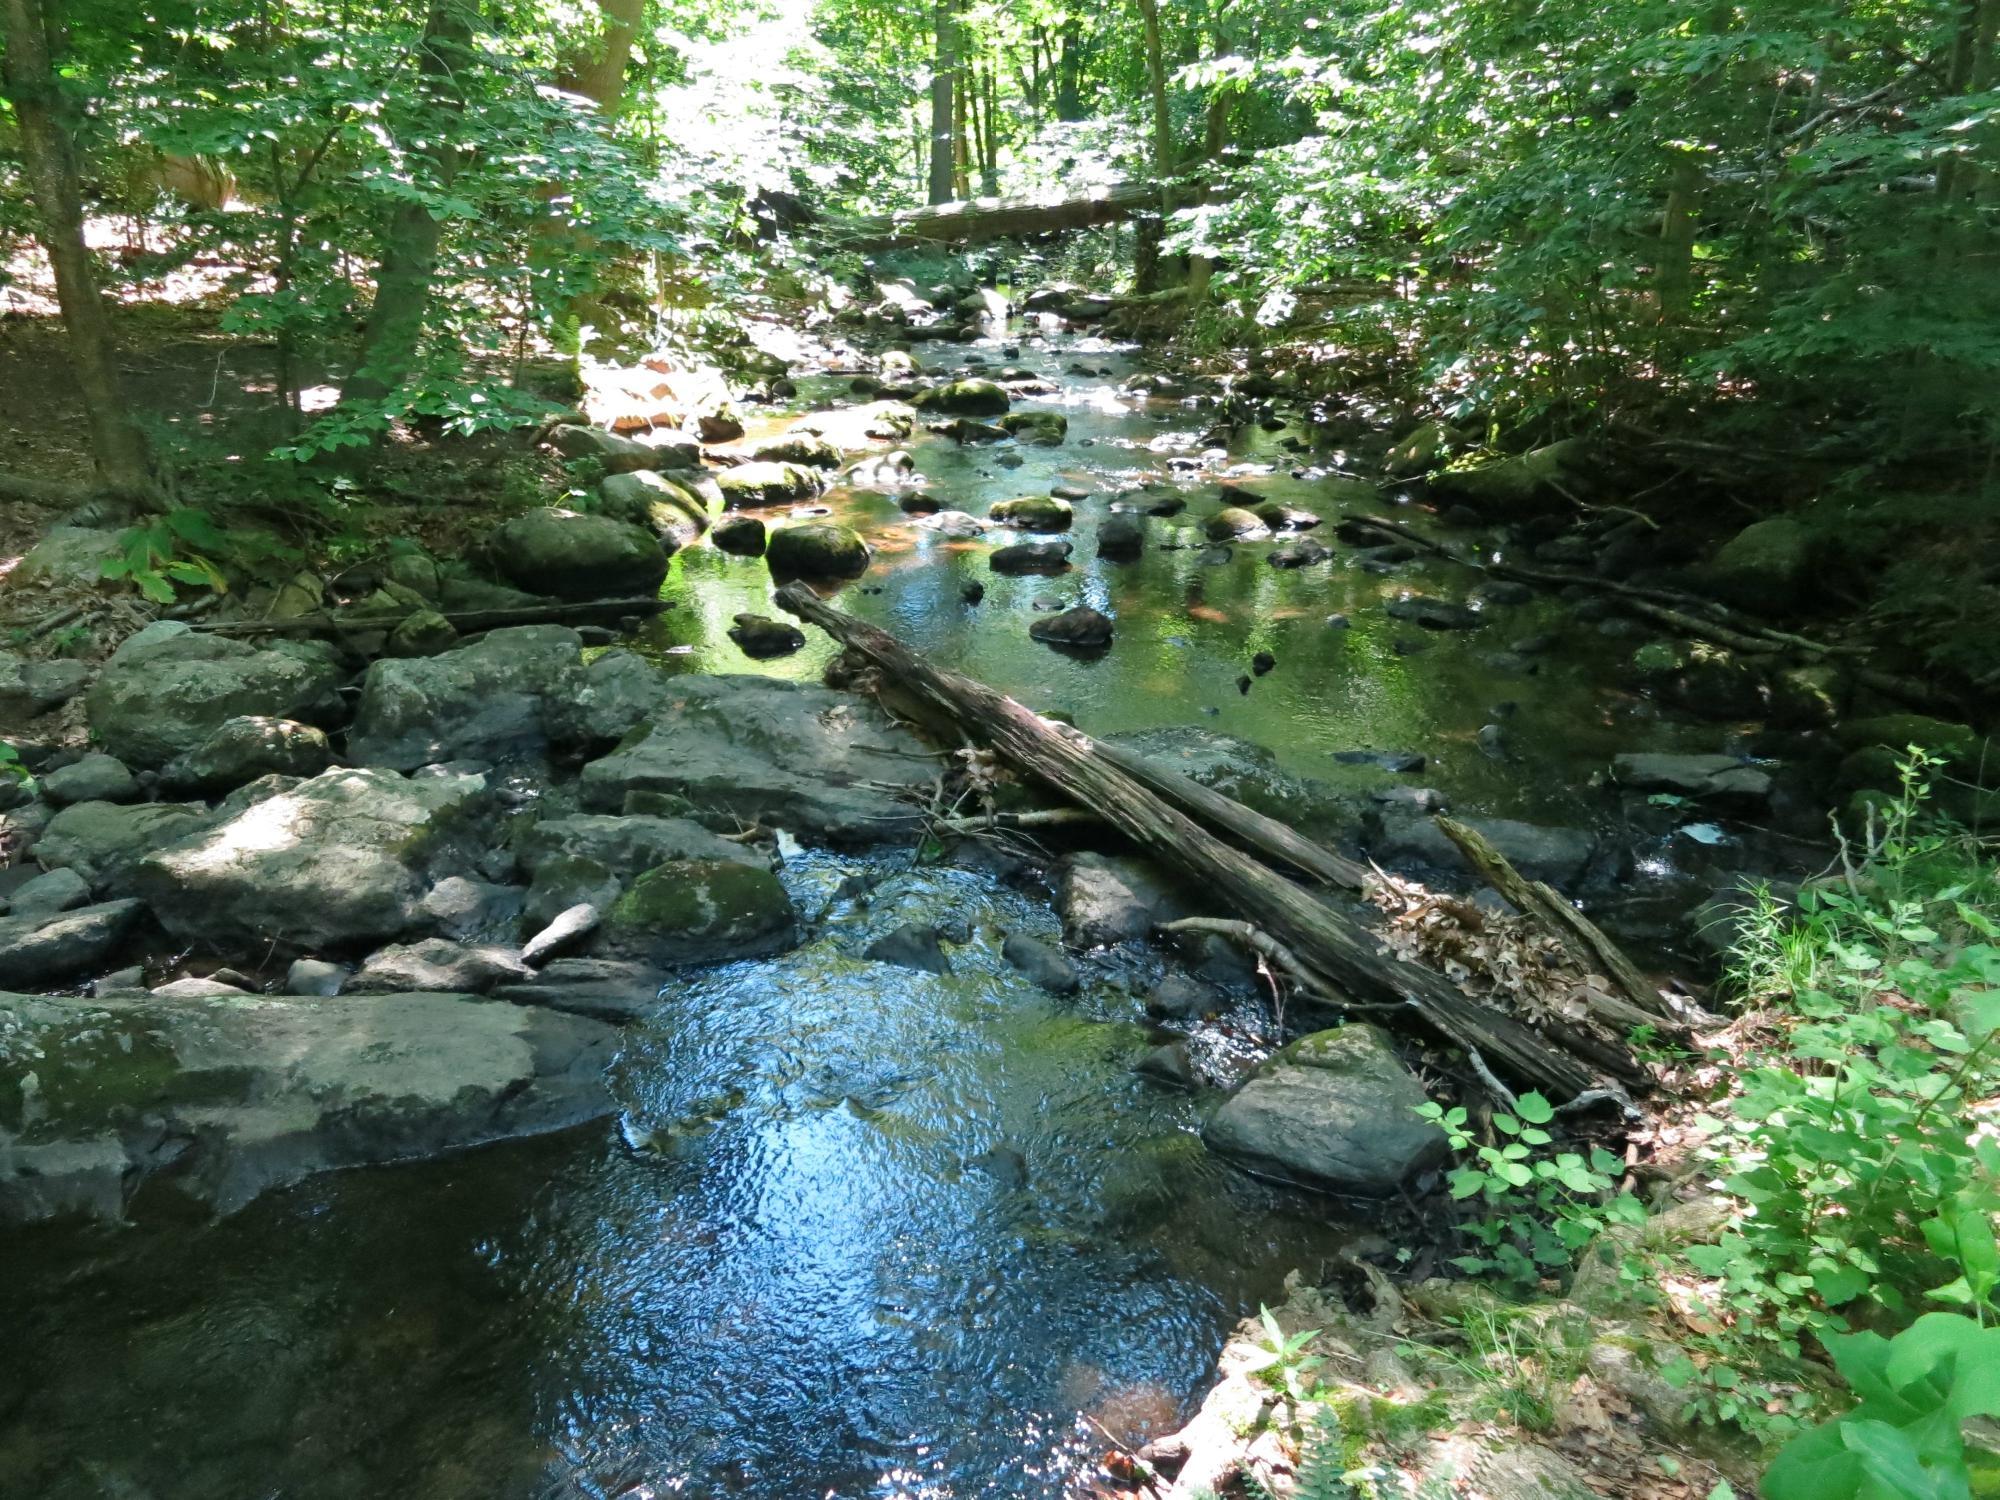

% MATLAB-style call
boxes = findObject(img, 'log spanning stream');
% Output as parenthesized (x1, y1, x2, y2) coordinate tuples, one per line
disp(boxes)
(3, 329, 1722, 1497)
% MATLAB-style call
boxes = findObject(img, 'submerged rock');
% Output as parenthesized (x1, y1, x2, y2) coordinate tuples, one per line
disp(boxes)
(1203, 1024, 1446, 1194)
(728, 613, 807, 659)
(1000, 932, 1079, 994)
(0, 989, 617, 1223)
(1029, 606, 1113, 650)
(490, 508, 669, 600)
(1384, 595, 1481, 630)
(1268, 539, 1331, 568)
(85, 622, 343, 769)
(863, 921, 954, 975)
(709, 513, 768, 555)
(998, 411, 1067, 445)
(1098, 514, 1146, 561)
(598, 859, 797, 966)
(1205, 507, 1270, 542)
(989, 539, 1073, 574)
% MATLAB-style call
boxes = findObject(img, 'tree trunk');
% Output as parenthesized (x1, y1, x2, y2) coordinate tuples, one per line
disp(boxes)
(775, 584, 1622, 1100)
(556, 0, 644, 117)
(1054, 18, 1085, 121)
(0, 0, 157, 506)
(927, 0, 959, 205)
(1131, 0, 1174, 295)
(341, 0, 475, 416)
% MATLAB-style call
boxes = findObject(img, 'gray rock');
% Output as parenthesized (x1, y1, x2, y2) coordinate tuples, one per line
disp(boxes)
(1146, 974, 1218, 1020)
(149, 976, 251, 998)
(0, 651, 90, 721)
(715, 461, 826, 509)
(11, 527, 124, 587)
(0, 989, 617, 1223)
(37, 800, 215, 895)
(912, 378, 1010, 416)
(596, 859, 798, 966)
(133, 767, 488, 953)
(551, 422, 698, 473)
(491, 957, 667, 1022)
(1029, 606, 1113, 649)
(1205, 506, 1270, 541)
(1135, 1041, 1195, 1088)
(1059, 853, 1179, 948)
(420, 875, 522, 938)
(728, 613, 806, 659)
(489, 508, 668, 601)
(522, 904, 600, 966)
(1107, 726, 1354, 837)
(598, 469, 711, 548)
(346, 938, 532, 994)
(517, 813, 760, 880)
(348, 626, 585, 770)
(6, 867, 90, 919)
(863, 921, 953, 975)
(285, 958, 349, 996)
(159, 716, 333, 795)
(1368, 812, 1597, 888)
(1703, 518, 1816, 612)
(385, 608, 459, 658)
(1203, 1024, 1447, 1194)
(710, 514, 767, 556)
(525, 856, 623, 930)
(1385, 595, 1481, 630)
(1612, 752, 1772, 806)
(1001, 932, 1078, 994)
(989, 539, 1073, 574)
(577, 676, 936, 844)
(85, 623, 342, 768)
(0, 900, 145, 987)
(1269, 539, 1332, 568)
(991, 495, 1073, 531)
(1098, 514, 1145, 561)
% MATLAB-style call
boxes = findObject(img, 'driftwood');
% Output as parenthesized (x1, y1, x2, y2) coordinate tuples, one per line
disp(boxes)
(776, 583, 1621, 1100)
(191, 596, 670, 637)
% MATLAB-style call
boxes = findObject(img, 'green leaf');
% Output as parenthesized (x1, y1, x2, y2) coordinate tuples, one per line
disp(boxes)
(1516, 1092, 1554, 1124)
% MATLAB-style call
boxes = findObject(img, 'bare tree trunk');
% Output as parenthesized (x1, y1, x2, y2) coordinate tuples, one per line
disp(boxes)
(0, 0, 158, 507)
(1131, 0, 1173, 294)
(341, 0, 475, 417)
(1054, 17, 1085, 121)
(556, 0, 643, 116)
(927, 0, 959, 204)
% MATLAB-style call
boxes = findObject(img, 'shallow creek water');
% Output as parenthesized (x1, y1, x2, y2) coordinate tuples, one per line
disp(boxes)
(3, 326, 1720, 1499)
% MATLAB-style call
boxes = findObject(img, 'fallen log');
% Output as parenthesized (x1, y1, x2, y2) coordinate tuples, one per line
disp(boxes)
(191, 596, 670, 637)
(828, 175, 1225, 250)
(776, 583, 1621, 1100)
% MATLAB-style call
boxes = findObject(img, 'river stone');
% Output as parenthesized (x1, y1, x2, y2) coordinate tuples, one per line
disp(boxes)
(597, 860, 797, 966)
(489, 508, 669, 600)
(752, 434, 842, 469)
(419, 876, 522, 939)
(598, 470, 711, 547)
(1269, 539, 1332, 568)
(159, 715, 333, 795)
(1385, 595, 1481, 630)
(523, 856, 619, 931)
(7, 867, 90, 920)
(0, 989, 618, 1224)
(551, 423, 698, 473)
(522, 904, 599, 966)
(728, 613, 807, 659)
(990, 539, 1073, 574)
(923, 510, 989, 539)
(912, 378, 1010, 416)
(346, 938, 533, 994)
(1106, 726, 1354, 838)
(863, 921, 953, 975)
(133, 767, 488, 954)
(385, 608, 459, 658)
(1000, 932, 1079, 994)
(1098, 514, 1145, 561)
(1252, 501, 1321, 532)
(1205, 507, 1270, 542)
(1029, 607, 1113, 650)
(1702, 517, 1817, 612)
(1203, 1024, 1447, 1194)
(766, 521, 870, 579)
(85, 622, 343, 768)
(285, 958, 349, 996)
(1146, 974, 1219, 1020)
(990, 495, 1073, 532)
(998, 411, 1067, 446)
(0, 900, 146, 987)
(1369, 812, 1598, 888)
(1059, 853, 1182, 948)
(517, 813, 760, 880)
(1135, 1042, 1195, 1088)
(0, 651, 90, 721)
(40, 753, 138, 808)
(578, 677, 934, 844)
(347, 626, 585, 770)
(13, 527, 125, 586)
(492, 957, 668, 1023)
(36, 800, 216, 895)
(1427, 439, 1587, 517)
(710, 513, 767, 556)
(716, 461, 827, 509)
(1611, 752, 1772, 806)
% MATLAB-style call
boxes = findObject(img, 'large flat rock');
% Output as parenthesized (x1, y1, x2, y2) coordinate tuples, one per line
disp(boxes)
(0, 990, 617, 1223)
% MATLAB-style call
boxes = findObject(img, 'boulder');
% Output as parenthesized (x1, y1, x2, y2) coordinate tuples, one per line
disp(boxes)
(159, 716, 332, 795)
(489, 508, 668, 601)
(863, 921, 953, 975)
(751, 435, 842, 469)
(1098, 514, 1146, 561)
(1029, 606, 1113, 650)
(1106, 726, 1353, 838)
(491, 956, 668, 1023)
(990, 540, 1073, 574)
(1252, 501, 1321, 532)
(0, 989, 617, 1223)
(1059, 853, 1180, 948)
(766, 521, 870, 579)
(285, 958, 349, 996)
(597, 859, 797, 966)
(525, 856, 623, 930)
(0, 900, 145, 987)
(728, 613, 807, 659)
(1385, 595, 1481, 630)
(1369, 812, 1597, 888)
(419, 876, 521, 938)
(521, 904, 599, 967)
(385, 609, 458, 658)
(6, 867, 90, 920)
(40, 753, 137, 807)
(12, 526, 123, 587)
(577, 677, 935, 844)
(1611, 752, 1772, 806)
(1001, 932, 1079, 994)
(716, 461, 827, 509)
(1268, 539, 1331, 568)
(0, 651, 90, 722)
(998, 412, 1067, 446)
(923, 509, 989, 538)
(347, 626, 584, 771)
(36, 800, 215, 895)
(84, 623, 342, 768)
(346, 938, 533, 994)
(1702, 518, 1817, 613)
(133, 767, 488, 953)
(911, 378, 1010, 416)
(1205, 507, 1270, 542)
(709, 514, 767, 556)
(991, 496, 1073, 532)
(516, 812, 760, 880)
(1146, 974, 1218, 1020)
(551, 423, 699, 473)
(1203, 1025, 1447, 1194)
(1428, 439, 1588, 517)
(598, 470, 711, 547)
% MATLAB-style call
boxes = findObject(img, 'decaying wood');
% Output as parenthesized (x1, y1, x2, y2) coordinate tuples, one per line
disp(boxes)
(829, 174, 1227, 249)
(777, 582, 1621, 1100)
(191, 596, 670, 637)
(1434, 816, 1688, 1035)
(929, 806, 1101, 835)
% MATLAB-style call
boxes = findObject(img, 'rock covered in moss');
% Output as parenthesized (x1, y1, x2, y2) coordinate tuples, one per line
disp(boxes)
(998, 411, 1067, 445)
(1028, 606, 1114, 650)
(990, 495, 1073, 532)
(598, 859, 797, 965)
(766, 521, 870, 579)
(715, 460, 827, 509)
(490, 508, 668, 600)
(1701, 517, 1817, 612)
(1204, 506, 1270, 542)
(598, 470, 712, 547)
(751, 434, 842, 468)
(709, 513, 767, 556)
(160, 715, 332, 796)
(911, 378, 1011, 416)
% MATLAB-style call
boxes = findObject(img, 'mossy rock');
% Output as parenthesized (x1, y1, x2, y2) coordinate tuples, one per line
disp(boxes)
(1205, 506, 1271, 542)
(751, 435, 842, 469)
(598, 470, 710, 547)
(989, 496, 1073, 532)
(911, 378, 1011, 416)
(998, 411, 1067, 446)
(599, 859, 797, 965)
(1428, 439, 1587, 517)
(714, 461, 827, 509)
(490, 508, 668, 601)
(1834, 714, 1987, 775)
(766, 521, 870, 579)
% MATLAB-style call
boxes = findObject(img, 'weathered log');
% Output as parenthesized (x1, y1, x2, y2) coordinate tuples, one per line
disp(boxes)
(191, 596, 670, 637)
(830, 175, 1224, 249)
(776, 583, 1618, 1100)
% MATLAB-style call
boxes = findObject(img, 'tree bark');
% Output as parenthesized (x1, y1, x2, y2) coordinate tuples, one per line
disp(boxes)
(341, 0, 476, 415)
(556, 0, 644, 116)
(776, 584, 1620, 1100)
(833, 176, 1222, 248)
(1054, 17, 1085, 121)
(927, 0, 960, 205)
(0, 0, 158, 506)
(1131, 0, 1174, 294)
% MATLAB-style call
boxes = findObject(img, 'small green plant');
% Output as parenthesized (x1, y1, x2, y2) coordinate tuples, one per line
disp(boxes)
(101, 508, 232, 604)
(1248, 1304, 1325, 1405)
(0, 741, 31, 792)
(1416, 1092, 1642, 1291)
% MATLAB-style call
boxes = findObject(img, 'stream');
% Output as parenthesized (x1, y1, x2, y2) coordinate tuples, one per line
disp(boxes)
(2, 321, 1736, 1498)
